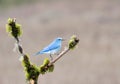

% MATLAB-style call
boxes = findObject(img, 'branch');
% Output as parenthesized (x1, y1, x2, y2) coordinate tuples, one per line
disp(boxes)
(6, 18, 79, 84)
(47, 35, 79, 68)
(49, 47, 70, 65)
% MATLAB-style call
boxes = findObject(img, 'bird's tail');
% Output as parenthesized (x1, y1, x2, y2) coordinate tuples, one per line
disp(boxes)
(33, 51, 43, 56)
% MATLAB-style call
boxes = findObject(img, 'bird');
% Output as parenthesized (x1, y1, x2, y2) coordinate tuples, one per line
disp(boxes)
(34, 37, 63, 60)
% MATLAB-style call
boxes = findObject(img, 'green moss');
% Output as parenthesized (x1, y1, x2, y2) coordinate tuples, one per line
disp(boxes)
(68, 35, 79, 49)
(43, 58, 50, 66)
(6, 24, 12, 33)
(39, 58, 54, 74)
(22, 54, 31, 68)
(22, 54, 40, 81)
(39, 65, 46, 74)
(39, 58, 50, 74)
(6, 18, 22, 38)
(21, 54, 53, 81)
(16, 23, 22, 37)
(48, 64, 54, 72)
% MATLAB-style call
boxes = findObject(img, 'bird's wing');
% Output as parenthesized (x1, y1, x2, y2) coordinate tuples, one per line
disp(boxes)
(34, 39, 61, 55)
(34, 45, 60, 55)
(41, 40, 60, 52)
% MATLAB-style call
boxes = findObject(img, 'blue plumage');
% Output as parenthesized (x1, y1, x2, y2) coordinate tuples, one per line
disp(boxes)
(34, 37, 63, 56)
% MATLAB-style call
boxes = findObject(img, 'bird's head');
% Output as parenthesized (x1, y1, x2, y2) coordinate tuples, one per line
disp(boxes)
(56, 37, 65, 41)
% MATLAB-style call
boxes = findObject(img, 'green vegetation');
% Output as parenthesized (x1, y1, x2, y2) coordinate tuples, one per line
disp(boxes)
(6, 18, 79, 84)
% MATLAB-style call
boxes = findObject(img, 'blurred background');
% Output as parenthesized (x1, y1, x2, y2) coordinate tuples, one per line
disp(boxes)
(0, 0, 120, 84)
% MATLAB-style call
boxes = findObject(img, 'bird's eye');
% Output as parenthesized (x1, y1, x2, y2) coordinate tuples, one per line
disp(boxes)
(57, 38, 62, 41)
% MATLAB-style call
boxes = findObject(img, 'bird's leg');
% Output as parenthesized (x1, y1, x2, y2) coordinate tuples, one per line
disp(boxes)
(56, 52, 60, 56)
(50, 54, 53, 60)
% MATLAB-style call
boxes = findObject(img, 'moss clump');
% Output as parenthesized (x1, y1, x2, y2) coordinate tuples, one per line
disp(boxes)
(6, 18, 22, 39)
(68, 35, 79, 49)
(40, 58, 54, 74)
(22, 54, 40, 81)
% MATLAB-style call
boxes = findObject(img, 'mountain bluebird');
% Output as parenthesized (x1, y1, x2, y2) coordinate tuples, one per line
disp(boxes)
(34, 37, 63, 59)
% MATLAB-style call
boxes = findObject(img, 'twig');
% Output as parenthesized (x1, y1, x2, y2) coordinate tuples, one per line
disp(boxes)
(49, 47, 70, 66)
(6, 18, 79, 84)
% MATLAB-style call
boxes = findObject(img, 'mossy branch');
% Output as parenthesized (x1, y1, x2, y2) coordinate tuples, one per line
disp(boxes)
(6, 18, 79, 84)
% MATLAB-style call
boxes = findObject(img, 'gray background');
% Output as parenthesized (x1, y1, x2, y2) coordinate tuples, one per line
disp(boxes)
(0, 0, 120, 84)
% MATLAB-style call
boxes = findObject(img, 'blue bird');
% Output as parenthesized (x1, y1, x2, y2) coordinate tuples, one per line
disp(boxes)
(34, 37, 63, 59)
